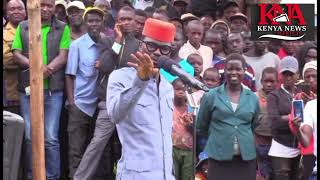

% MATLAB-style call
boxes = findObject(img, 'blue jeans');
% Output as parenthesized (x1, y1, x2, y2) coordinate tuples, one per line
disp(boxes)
(20, 90, 63, 180)
(309, 174, 317, 180)
(256, 144, 272, 179)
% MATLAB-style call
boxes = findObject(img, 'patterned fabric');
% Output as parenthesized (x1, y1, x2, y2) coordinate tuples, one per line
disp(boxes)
(172, 104, 193, 149)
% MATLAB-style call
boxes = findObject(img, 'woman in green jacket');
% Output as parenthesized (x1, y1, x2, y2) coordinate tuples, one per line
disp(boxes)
(197, 53, 260, 180)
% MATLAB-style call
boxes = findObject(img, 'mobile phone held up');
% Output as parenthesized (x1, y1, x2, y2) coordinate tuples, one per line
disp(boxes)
(292, 100, 304, 122)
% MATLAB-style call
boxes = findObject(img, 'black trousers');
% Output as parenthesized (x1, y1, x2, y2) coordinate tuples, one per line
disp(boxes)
(207, 156, 256, 180)
(302, 154, 316, 180)
(67, 104, 95, 179)
(271, 155, 301, 180)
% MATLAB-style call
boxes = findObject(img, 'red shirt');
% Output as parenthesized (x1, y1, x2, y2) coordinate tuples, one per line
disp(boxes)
(277, 47, 288, 60)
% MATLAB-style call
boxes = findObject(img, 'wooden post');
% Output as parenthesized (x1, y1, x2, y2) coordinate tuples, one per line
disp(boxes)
(27, 0, 46, 179)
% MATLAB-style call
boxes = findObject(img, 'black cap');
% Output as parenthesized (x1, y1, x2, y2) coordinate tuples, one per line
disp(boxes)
(223, 0, 239, 10)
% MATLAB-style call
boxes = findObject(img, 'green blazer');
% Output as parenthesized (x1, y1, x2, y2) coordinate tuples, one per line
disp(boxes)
(196, 84, 260, 161)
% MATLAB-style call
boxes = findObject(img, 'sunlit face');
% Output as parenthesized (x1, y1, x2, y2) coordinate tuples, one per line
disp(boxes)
(225, 59, 245, 86)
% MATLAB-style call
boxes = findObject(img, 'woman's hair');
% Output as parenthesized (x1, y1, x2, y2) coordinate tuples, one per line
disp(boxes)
(224, 53, 246, 69)
(295, 42, 317, 76)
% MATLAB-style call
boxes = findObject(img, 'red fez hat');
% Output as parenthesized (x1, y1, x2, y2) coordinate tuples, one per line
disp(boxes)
(142, 18, 176, 43)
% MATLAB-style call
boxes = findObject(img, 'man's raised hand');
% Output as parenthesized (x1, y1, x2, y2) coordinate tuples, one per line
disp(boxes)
(128, 52, 159, 81)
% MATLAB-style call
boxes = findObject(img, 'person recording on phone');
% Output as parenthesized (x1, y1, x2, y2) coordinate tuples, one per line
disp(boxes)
(267, 56, 301, 180)
(107, 18, 176, 180)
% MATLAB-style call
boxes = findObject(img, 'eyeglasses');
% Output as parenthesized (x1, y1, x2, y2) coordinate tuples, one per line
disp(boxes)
(141, 41, 173, 55)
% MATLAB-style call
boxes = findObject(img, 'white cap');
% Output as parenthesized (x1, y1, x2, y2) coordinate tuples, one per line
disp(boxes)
(55, 0, 67, 9)
(67, 1, 86, 11)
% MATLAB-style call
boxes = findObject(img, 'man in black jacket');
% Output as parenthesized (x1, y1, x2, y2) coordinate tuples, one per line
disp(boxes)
(74, 6, 139, 180)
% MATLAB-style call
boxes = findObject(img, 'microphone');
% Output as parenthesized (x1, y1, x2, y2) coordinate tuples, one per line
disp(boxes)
(158, 56, 210, 92)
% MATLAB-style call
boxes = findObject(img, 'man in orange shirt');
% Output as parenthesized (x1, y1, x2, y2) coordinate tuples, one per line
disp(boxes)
(3, 0, 26, 114)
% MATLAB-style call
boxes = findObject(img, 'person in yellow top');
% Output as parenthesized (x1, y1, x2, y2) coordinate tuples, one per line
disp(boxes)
(3, 0, 26, 114)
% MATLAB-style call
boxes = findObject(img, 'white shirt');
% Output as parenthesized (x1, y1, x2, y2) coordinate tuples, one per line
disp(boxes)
(230, 102, 238, 112)
(300, 99, 317, 157)
(179, 41, 213, 75)
(301, 99, 317, 172)
(268, 139, 300, 158)
(244, 52, 280, 90)
(132, 0, 154, 10)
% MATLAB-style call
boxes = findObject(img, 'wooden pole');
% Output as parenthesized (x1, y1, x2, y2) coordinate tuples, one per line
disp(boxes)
(26, 0, 46, 179)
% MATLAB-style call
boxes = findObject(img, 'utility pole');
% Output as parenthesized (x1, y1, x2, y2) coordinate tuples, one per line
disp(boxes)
(27, 0, 46, 179)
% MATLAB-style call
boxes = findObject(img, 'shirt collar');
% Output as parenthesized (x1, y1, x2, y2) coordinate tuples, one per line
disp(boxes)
(84, 33, 97, 49)
(257, 89, 267, 101)
(186, 40, 202, 50)
(4, 22, 16, 31)
(281, 84, 296, 97)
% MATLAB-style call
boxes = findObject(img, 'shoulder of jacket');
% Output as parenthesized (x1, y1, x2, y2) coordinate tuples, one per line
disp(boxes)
(19, 20, 29, 28)
(110, 67, 135, 78)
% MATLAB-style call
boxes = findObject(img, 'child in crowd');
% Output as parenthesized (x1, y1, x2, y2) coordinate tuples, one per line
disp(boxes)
(195, 67, 221, 156)
(203, 67, 221, 89)
(171, 78, 194, 180)
(187, 53, 204, 82)
(254, 67, 279, 180)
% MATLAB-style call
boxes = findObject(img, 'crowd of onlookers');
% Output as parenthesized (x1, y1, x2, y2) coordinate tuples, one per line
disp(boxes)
(3, 0, 317, 180)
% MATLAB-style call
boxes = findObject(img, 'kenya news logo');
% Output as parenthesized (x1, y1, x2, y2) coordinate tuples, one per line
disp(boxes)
(251, 4, 314, 41)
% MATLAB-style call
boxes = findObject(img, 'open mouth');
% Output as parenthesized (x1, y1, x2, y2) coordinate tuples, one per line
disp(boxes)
(231, 76, 238, 80)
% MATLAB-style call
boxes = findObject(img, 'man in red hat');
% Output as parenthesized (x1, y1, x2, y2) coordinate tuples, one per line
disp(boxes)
(106, 18, 176, 180)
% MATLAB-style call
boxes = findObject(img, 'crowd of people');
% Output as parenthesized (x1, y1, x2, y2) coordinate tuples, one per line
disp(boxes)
(3, 0, 317, 180)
